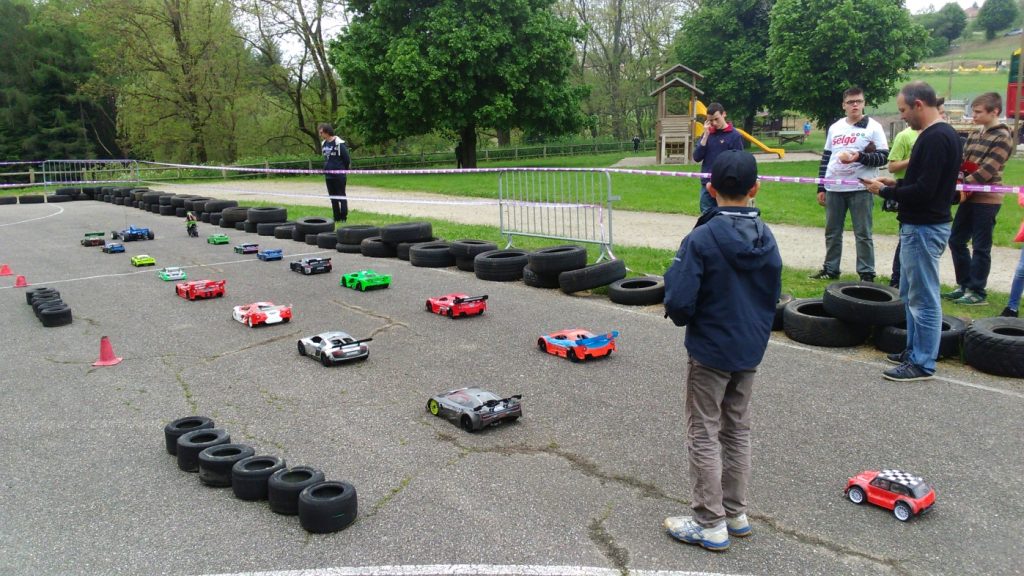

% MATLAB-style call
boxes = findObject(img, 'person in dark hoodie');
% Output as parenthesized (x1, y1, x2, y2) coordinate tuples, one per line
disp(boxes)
(662, 150, 782, 552)
(318, 123, 351, 223)
(693, 103, 744, 214)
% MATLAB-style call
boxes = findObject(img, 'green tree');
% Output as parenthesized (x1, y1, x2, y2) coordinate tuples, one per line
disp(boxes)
(768, 0, 928, 128)
(673, 0, 776, 133)
(331, 0, 588, 168)
(976, 0, 1018, 40)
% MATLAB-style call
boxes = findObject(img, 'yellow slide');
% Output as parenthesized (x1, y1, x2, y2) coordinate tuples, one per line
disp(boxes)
(693, 100, 785, 159)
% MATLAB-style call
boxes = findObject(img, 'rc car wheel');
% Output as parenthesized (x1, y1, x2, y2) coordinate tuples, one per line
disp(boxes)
(528, 245, 588, 275)
(232, 455, 286, 501)
(460, 415, 474, 432)
(607, 276, 665, 306)
(298, 481, 358, 533)
(427, 399, 440, 415)
(425, 301, 432, 312)
(164, 416, 215, 455)
(847, 486, 865, 504)
(537, 338, 547, 352)
(894, 502, 912, 522)
(783, 298, 870, 348)
(558, 259, 627, 294)
(963, 317, 1024, 377)
(297, 342, 307, 356)
(268, 466, 326, 515)
(247, 317, 254, 328)
(568, 349, 581, 363)
(823, 281, 903, 326)
(176, 428, 231, 473)
(321, 354, 331, 367)
(357, 282, 365, 291)
(198, 443, 255, 487)
(447, 308, 454, 318)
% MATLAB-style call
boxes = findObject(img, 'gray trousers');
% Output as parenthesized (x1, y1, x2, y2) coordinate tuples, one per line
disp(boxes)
(685, 358, 755, 528)
(824, 190, 875, 276)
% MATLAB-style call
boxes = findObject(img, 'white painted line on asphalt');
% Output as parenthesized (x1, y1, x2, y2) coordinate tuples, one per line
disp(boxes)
(0, 204, 64, 227)
(769, 338, 1024, 399)
(197, 565, 751, 576)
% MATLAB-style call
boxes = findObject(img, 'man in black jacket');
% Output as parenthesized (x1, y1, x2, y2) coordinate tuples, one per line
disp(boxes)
(318, 123, 351, 223)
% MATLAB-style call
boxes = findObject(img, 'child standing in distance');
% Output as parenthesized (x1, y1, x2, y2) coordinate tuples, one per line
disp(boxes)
(662, 150, 783, 551)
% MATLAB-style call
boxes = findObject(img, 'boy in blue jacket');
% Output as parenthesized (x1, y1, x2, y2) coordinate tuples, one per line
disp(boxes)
(662, 150, 782, 551)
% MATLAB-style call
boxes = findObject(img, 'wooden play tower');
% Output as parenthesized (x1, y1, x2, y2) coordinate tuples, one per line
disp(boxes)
(649, 64, 704, 165)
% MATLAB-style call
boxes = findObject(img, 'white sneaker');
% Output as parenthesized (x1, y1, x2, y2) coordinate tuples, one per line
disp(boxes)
(726, 513, 751, 537)
(663, 515, 730, 551)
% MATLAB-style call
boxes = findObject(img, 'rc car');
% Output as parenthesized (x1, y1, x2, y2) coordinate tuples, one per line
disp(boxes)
(131, 254, 156, 267)
(426, 387, 522, 432)
(234, 242, 259, 254)
(426, 293, 488, 318)
(176, 279, 226, 300)
(112, 226, 154, 241)
(207, 234, 230, 245)
(845, 469, 935, 522)
(101, 242, 125, 254)
(257, 248, 283, 261)
(81, 232, 106, 247)
(341, 269, 391, 291)
(232, 301, 292, 327)
(538, 329, 618, 362)
(297, 331, 372, 366)
(290, 257, 332, 275)
(157, 267, 187, 281)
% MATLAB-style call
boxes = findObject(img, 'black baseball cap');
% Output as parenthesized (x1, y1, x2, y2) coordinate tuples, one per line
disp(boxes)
(710, 150, 758, 197)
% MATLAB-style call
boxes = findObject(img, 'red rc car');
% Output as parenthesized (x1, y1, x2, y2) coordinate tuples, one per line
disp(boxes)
(538, 329, 618, 362)
(425, 293, 488, 318)
(232, 301, 292, 327)
(176, 279, 226, 300)
(845, 469, 935, 522)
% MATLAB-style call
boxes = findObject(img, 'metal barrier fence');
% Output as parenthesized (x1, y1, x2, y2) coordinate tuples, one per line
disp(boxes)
(41, 159, 140, 187)
(498, 170, 618, 262)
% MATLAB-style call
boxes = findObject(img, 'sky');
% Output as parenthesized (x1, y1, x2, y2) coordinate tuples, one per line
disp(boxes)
(904, 0, 978, 14)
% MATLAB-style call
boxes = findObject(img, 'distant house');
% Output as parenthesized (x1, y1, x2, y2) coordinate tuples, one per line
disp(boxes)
(965, 2, 979, 19)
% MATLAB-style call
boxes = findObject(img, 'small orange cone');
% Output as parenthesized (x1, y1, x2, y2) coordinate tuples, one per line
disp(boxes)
(0, 264, 11, 276)
(92, 336, 123, 367)
(14, 275, 28, 287)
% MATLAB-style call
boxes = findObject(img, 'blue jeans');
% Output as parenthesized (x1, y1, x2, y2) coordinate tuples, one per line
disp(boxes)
(948, 202, 1000, 297)
(699, 183, 717, 214)
(1009, 243, 1024, 311)
(899, 222, 951, 374)
(824, 190, 875, 276)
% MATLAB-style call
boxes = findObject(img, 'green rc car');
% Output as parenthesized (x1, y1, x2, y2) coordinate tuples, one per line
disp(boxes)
(207, 234, 230, 245)
(341, 269, 391, 292)
(131, 254, 156, 267)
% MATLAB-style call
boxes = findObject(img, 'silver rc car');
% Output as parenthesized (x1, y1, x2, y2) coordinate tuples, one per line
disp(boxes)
(297, 331, 372, 366)
(426, 387, 522, 432)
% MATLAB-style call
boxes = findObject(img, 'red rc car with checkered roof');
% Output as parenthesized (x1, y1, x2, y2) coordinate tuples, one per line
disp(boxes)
(845, 469, 935, 521)
(426, 293, 488, 318)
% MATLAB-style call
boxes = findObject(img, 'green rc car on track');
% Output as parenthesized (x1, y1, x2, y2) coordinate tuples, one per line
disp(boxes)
(131, 254, 156, 267)
(207, 234, 230, 245)
(340, 269, 391, 292)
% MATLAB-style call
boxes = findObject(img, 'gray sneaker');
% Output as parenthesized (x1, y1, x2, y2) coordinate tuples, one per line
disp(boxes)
(726, 513, 751, 537)
(883, 362, 934, 382)
(886, 350, 909, 365)
(664, 516, 730, 551)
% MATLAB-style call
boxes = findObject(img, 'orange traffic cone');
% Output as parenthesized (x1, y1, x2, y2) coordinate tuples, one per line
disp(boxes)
(92, 336, 123, 367)
(0, 264, 11, 276)
(14, 275, 28, 287)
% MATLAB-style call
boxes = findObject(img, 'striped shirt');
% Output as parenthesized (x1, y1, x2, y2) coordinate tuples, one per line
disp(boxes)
(962, 122, 1013, 205)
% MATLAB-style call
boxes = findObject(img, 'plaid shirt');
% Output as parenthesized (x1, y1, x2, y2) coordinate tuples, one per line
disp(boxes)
(963, 123, 1013, 205)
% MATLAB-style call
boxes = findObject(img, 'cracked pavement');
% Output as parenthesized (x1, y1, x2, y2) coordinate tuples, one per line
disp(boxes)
(1, 202, 1021, 576)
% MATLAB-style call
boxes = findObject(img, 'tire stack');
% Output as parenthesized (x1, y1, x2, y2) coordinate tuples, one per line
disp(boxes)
(336, 225, 379, 254)
(203, 200, 239, 227)
(963, 317, 1024, 378)
(248, 207, 288, 236)
(380, 222, 433, 260)
(524, 245, 587, 289)
(163, 416, 357, 534)
(219, 206, 250, 229)
(26, 286, 73, 327)
(449, 239, 497, 271)
(292, 217, 335, 244)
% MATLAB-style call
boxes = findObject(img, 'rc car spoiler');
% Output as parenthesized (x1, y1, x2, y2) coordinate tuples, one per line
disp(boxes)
(474, 394, 523, 411)
(453, 295, 488, 304)
(575, 331, 619, 347)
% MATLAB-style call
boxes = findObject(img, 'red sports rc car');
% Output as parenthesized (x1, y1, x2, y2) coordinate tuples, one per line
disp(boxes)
(845, 469, 935, 522)
(538, 328, 618, 362)
(232, 301, 292, 327)
(176, 279, 226, 300)
(426, 293, 488, 318)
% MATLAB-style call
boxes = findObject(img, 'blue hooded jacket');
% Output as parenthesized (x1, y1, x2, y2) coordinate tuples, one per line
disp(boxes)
(664, 207, 782, 371)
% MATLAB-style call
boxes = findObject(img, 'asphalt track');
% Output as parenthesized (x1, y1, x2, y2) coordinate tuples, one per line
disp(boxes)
(1, 201, 1022, 576)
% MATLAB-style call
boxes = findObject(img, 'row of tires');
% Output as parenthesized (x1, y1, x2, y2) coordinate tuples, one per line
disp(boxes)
(163, 416, 356, 534)
(776, 282, 1024, 377)
(25, 287, 73, 327)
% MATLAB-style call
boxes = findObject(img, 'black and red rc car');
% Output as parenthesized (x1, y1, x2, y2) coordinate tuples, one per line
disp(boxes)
(425, 293, 488, 318)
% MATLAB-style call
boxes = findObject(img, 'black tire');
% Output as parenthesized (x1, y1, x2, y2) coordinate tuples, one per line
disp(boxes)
(158, 204, 176, 216)
(528, 245, 588, 275)
(963, 317, 1024, 377)
(39, 305, 73, 327)
(176, 428, 231, 473)
(231, 455, 287, 501)
(410, 242, 455, 267)
(244, 220, 258, 233)
(170, 196, 190, 208)
(256, 221, 288, 236)
(337, 225, 380, 245)
(823, 281, 903, 326)
(298, 481, 358, 533)
(234, 221, 246, 231)
(207, 213, 219, 225)
(894, 502, 913, 522)
(268, 466, 326, 515)
(247, 206, 287, 223)
(361, 236, 397, 258)
(455, 256, 477, 272)
(450, 239, 498, 259)
(184, 197, 214, 212)
(114, 197, 126, 206)
(558, 259, 627, 294)
(783, 298, 870, 348)
(220, 206, 249, 225)
(175, 207, 188, 217)
(608, 276, 665, 305)
(380, 221, 433, 243)
(396, 238, 438, 261)
(774, 294, 794, 331)
(336, 242, 363, 254)
(164, 416, 214, 455)
(19, 194, 44, 204)
(522, 264, 561, 288)
(198, 444, 255, 487)
(316, 231, 339, 249)
(46, 194, 72, 203)
(874, 315, 967, 358)
(203, 200, 238, 213)
(295, 216, 335, 235)
(474, 249, 530, 282)
(305, 233, 319, 245)
(26, 287, 59, 305)
(292, 225, 306, 242)
(0, 196, 17, 205)
(32, 296, 63, 315)
(157, 194, 176, 205)
(274, 225, 296, 239)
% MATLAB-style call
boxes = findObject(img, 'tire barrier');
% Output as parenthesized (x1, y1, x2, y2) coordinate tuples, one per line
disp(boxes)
(522, 264, 561, 289)
(176, 428, 231, 473)
(558, 259, 627, 294)
(164, 416, 215, 456)
(268, 466, 326, 515)
(336, 242, 364, 254)
(380, 221, 432, 243)
(361, 236, 397, 258)
(527, 245, 588, 276)
(607, 276, 665, 306)
(337, 225, 380, 245)
(822, 281, 903, 326)
(409, 242, 455, 268)
(220, 207, 250, 226)
(26, 287, 72, 327)
(247, 206, 287, 224)
(298, 481, 358, 533)
(274, 225, 296, 240)
(198, 444, 255, 488)
(474, 249, 529, 282)
(244, 221, 259, 234)
(316, 231, 339, 249)
(256, 221, 289, 236)
(963, 317, 1024, 378)
(231, 455, 287, 501)
(874, 315, 967, 359)
(295, 217, 335, 236)
(783, 298, 871, 348)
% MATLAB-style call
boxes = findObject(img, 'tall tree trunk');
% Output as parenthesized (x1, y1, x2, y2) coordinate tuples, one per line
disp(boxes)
(460, 124, 477, 169)
(496, 128, 510, 147)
